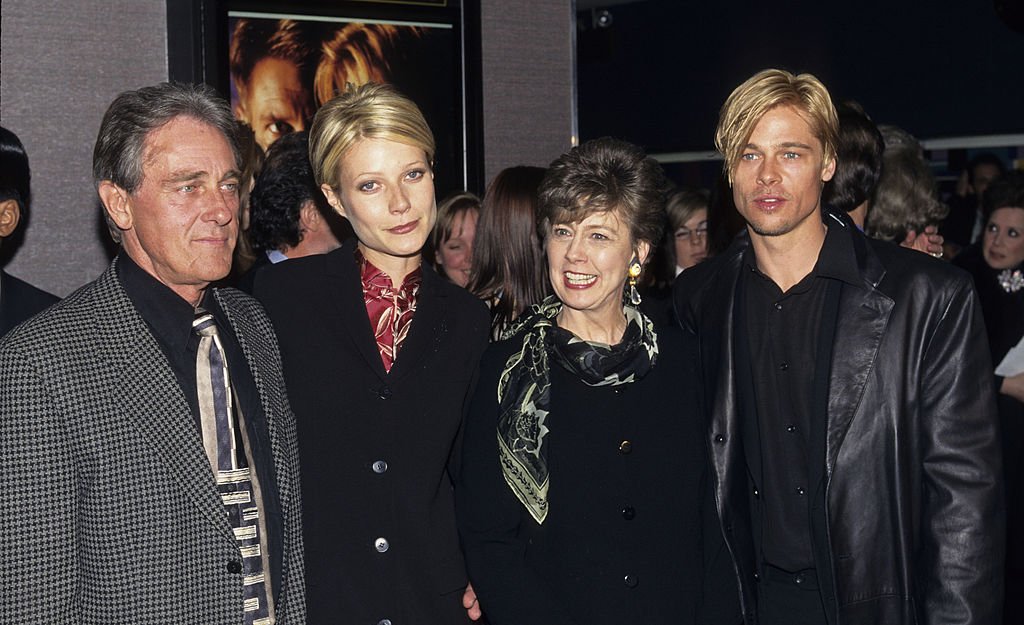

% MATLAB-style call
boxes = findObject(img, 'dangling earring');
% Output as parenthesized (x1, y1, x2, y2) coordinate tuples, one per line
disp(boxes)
(627, 258, 642, 306)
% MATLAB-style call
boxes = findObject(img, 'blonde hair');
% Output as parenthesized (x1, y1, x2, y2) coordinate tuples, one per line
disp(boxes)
(308, 82, 435, 191)
(715, 69, 838, 183)
(313, 24, 416, 106)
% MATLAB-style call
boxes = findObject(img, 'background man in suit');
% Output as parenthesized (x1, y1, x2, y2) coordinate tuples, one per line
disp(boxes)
(0, 82, 305, 624)
(675, 69, 1002, 625)
(0, 125, 59, 334)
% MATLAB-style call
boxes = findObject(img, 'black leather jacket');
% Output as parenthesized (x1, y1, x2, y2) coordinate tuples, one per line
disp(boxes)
(674, 208, 1004, 625)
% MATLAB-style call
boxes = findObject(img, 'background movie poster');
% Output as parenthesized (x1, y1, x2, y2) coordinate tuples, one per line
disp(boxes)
(228, 12, 463, 195)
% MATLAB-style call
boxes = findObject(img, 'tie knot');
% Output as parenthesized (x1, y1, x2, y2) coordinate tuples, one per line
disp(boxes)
(193, 308, 218, 338)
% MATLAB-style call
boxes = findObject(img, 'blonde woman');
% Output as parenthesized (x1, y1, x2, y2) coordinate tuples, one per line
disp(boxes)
(254, 83, 489, 624)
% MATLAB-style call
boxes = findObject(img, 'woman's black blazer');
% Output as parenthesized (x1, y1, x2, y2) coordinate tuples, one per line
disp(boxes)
(254, 238, 490, 624)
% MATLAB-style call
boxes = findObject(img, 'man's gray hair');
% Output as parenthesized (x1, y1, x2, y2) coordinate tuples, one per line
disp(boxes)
(92, 82, 240, 242)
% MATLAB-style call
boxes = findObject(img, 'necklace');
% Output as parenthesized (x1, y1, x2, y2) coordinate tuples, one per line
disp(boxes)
(998, 268, 1024, 293)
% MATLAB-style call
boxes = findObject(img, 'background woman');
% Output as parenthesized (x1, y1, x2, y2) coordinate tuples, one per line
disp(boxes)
(468, 165, 548, 338)
(429, 191, 480, 288)
(456, 138, 737, 624)
(665, 187, 710, 275)
(953, 170, 1024, 620)
(638, 187, 710, 327)
(253, 83, 490, 624)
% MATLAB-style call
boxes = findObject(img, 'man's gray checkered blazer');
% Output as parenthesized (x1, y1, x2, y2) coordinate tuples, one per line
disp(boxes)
(0, 260, 305, 624)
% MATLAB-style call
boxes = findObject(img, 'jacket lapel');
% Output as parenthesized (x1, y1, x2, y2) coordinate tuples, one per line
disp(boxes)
(326, 242, 389, 381)
(824, 234, 893, 477)
(386, 264, 448, 384)
(694, 244, 749, 508)
(701, 240, 746, 442)
(91, 264, 234, 543)
(696, 242, 761, 620)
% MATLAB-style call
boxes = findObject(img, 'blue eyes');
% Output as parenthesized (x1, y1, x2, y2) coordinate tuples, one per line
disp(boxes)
(741, 151, 802, 161)
(357, 170, 426, 193)
(179, 181, 238, 193)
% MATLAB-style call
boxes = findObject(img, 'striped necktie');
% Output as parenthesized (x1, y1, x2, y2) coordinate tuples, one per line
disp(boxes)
(193, 308, 274, 625)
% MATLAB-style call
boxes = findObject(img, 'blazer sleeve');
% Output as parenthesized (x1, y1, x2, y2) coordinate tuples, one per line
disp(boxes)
(268, 353, 307, 625)
(0, 345, 78, 623)
(455, 348, 580, 625)
(918, 275, 1004, 624)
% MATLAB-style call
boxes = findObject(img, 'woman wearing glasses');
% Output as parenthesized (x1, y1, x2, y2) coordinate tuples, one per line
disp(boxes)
(638, 188, 711, 327)
(667, 187, 710, 274)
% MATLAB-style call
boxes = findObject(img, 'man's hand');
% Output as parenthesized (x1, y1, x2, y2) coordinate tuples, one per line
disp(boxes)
(902, 225, 944, 258)
(463, 582, 482, 621)
(1001, 372, 1024, 403)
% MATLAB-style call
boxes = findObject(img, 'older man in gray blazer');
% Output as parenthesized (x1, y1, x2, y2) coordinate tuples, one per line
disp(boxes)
(0, 83, 304, 624)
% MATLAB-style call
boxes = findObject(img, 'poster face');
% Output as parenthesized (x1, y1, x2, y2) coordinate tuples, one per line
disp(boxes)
(227, 11, 463, 194)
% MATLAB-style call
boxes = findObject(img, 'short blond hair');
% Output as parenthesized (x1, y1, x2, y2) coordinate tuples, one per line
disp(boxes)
(308, 82, 435, 191)
(715, 69, 838, 183)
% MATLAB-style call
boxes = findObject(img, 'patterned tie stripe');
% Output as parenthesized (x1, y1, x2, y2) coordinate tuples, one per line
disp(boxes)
(194, 313, 237, 473)
(193, 309, 274, 625)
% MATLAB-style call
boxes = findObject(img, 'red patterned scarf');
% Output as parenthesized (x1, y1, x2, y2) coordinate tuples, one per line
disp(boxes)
(357, 250, 422, 372)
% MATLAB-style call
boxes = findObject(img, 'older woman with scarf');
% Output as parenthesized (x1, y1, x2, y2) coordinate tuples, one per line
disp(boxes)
(456, 138, 738, 625)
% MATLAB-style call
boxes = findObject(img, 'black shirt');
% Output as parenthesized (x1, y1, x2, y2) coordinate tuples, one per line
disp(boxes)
(741, 216, 859, 572)
(116, 252, 263, 443)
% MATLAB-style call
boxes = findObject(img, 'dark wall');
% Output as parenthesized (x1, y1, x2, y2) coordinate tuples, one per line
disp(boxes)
(578, 0, 1024, 153)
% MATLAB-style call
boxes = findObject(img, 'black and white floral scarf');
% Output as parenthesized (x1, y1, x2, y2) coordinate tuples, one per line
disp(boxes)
(496, 296, 658, 524)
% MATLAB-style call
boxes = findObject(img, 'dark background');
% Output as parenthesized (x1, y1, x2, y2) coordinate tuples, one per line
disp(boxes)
(578, 0, 1023, 161)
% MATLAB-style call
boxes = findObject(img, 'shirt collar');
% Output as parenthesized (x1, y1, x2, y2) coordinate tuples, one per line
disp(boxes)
(266, 249, 289, 264)
(742, 209, 861, 287)
(355, 248, 423, 294)
(117, 251, 210, 354)
(817, 210, 861, 286)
